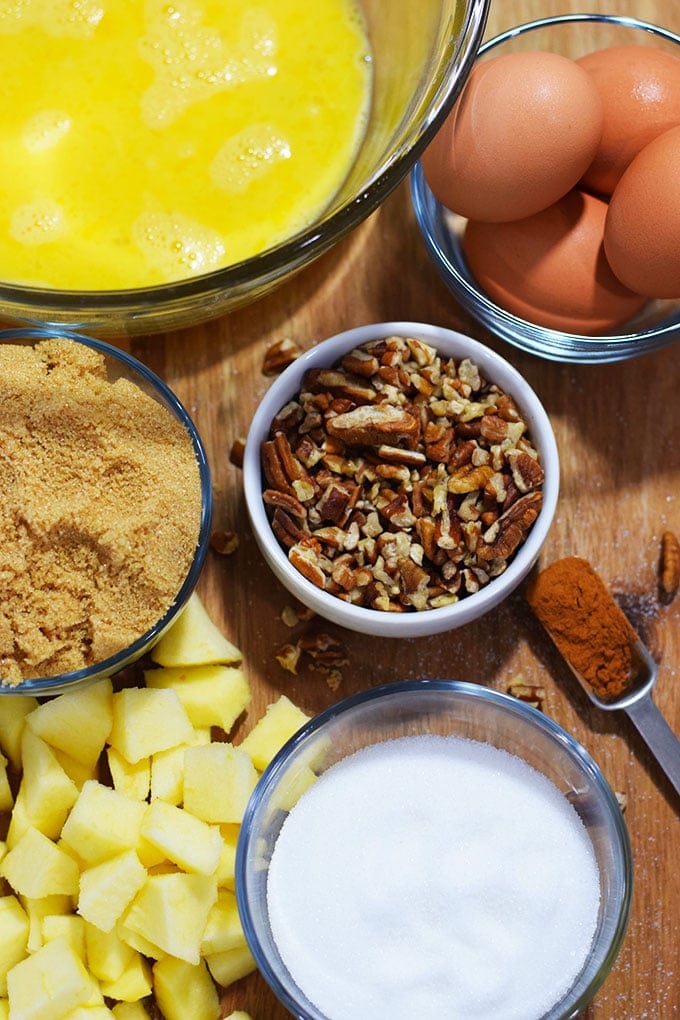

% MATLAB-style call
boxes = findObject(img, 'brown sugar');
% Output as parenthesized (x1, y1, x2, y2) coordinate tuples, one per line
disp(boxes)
(0, 338, 203, 685)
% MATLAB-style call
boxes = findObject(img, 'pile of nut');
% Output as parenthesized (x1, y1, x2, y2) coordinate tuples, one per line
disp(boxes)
(261, 336, 544, 613)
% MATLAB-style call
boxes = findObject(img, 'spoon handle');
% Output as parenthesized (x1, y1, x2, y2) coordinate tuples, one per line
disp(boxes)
(624, 694, 680, 800)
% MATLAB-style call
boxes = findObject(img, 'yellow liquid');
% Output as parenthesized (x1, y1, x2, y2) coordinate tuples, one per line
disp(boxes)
(0, 0, 371, 289)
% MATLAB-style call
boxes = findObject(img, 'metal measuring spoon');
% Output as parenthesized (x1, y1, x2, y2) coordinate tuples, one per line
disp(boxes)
(527, 558, 680, 801)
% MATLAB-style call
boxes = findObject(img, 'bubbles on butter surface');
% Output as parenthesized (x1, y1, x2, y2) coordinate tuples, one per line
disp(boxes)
(10, 198, 67, 246)
(139, 1, 277, 128)
(210, 124, 290, 192)
(132, 210, 226, 278)
(22, 110, 71, 153)
(0, 0, 104, 37)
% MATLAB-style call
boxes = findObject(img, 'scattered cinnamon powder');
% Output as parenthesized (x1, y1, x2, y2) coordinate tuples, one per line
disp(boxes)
(526, 556, 641, 702)
(0, 339, 203, 685)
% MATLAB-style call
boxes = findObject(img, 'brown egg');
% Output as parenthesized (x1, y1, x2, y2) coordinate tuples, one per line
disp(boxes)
(421, 51, 603, 222)
(604, 125, 680, 299)
(462, 190, 647, 333)
(578, 45, 680, 195)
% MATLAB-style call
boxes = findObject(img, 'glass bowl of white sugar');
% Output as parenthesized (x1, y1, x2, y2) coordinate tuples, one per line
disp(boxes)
(236, 679, 632, 1020)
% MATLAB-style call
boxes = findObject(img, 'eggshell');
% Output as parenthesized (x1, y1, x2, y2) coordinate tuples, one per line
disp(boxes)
(604, 125, 680, 299)
(578, 45, 680, 195)
(421, 51, 603, 222)
(462, 190, 647, 333)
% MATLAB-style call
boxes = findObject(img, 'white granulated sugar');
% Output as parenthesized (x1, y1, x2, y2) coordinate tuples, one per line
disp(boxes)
(267, 734, 601, 1020)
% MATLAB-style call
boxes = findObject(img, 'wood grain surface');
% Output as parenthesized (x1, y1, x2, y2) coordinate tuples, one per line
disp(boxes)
(129, 1, 680, 1016)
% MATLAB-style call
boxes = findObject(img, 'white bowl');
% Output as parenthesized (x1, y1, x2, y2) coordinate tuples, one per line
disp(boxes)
(243, 321, 559, 637)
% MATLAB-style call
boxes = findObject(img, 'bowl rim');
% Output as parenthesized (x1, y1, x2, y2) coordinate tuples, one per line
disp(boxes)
(0, 326, 213, 695)
(236, 677, 634, 1020)
(410, 13, 680, 365)
(0, 0, 490, 322)
(243, 320, 559, 637)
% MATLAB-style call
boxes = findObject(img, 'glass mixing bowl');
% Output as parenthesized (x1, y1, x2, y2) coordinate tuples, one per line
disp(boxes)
(411, 14, 680, 364)
(0, 0, 488, 338)
(236, 679, 633, 1020)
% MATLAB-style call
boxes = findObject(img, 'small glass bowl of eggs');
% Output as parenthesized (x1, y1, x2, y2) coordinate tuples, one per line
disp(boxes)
(411, 13, 680, 364)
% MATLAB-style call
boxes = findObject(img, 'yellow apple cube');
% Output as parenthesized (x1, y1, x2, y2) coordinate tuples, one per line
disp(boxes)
(106, 748, 150, 801)
(26, 680, 113, 770)
(1, 827, 79, 898)
(153, 957, 220, 1020)
(61, 781, 146, 866)
(84, 922, 137, 984)
(109, 688, 194, 764)
(0, 896, 29, 996)
(140, 799, 221, 876)
(111, 1003, 150, 1019)
(215, 825, 240, 890)
(200, 889, 246, 955)
(0, 696, 38, 769)
(149, 745, 186, 806)
(99, 952, 152, 1002)
(204, 945, 256, 989)
(20, 729, 79, 839)
(239, 695, 310, 771)
(122, 872, 217, 964)
(40, 914, 86, 963)
(144, 665, 250, 734)
(53, 749, 98, 790)
(183, 744, 257, 824)
(0, 752, 12, 812)
(78, 850, 147, 933)
(0, 1000, 8, 1020)
(5, 785, 31, 849)
(7, 937, 98, 1020)
(18, 895, 73, 953)
(64, 1008, 115, 1019)
(150, 592, 241, 668)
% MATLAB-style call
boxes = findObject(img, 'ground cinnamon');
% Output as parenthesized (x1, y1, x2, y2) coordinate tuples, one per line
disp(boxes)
(0, 338, 203, 686)
(526, 556, 640, 702)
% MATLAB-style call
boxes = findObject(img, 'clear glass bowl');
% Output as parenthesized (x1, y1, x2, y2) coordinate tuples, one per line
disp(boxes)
(236, 679, 632, 1020)
(0, 0, 489, 338)
(411, 14, 680, 364)
(0, 326, 212, 696)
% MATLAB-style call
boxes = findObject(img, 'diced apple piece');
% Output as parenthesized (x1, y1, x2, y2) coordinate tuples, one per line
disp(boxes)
(99, 952, 152, 1002)
(78, 850, 147, 933)
(1, 827, 79, 898)
(150, 593, 241, 668)
(109, 688, 193, 764)
(140, 800, 221, 876)
(149, 727, 210, 807)
(184, 744, 257, 824)
(239, 695, 310, 771)
(0, 999, 8, 1020)
(64, 1007, 115, 1019)
(200, 889, 246, 956)
(224, 1013, 254, 1020)
(5, 785, 31, 850)
(41, 914, 86, 962)
(153, 957, 220, 1020)
(26, 680, 113, 770)
(144, 665, 250, 734)
(122, 873, 217, 965)
(61, 781, 145, 866)
(7, 937, 99, 1020)
(215, 825, 240, 890)
(0, 696, 38, 769)
(111, 1003, 150, 1019)
(106, 748, 150, 801)
(204, 945, 256, 989)
(20, 729, 79, 839)
(0, 752, 12, 812)
(84, 921, 137, 984)
(18, 895, 73, 953)
(0, 896, 29, 996)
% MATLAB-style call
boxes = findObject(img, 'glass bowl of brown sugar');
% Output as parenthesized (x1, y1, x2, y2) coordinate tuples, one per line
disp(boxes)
(0, 327, 212, 696)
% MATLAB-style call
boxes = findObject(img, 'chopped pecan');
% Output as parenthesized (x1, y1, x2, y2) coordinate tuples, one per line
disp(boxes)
(327, 404, 420, 448)
(262, 337, 302, 376)
(659, 529, 680, 604)
(210, 530, 239, 555)
(229, 437, 246, 468)
(507, 678, 546, 710)
(478, 491, 542, 561)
